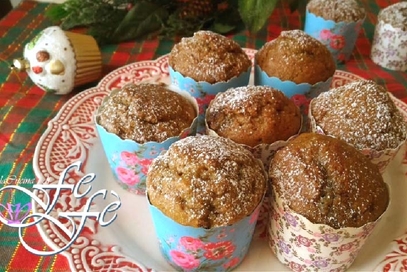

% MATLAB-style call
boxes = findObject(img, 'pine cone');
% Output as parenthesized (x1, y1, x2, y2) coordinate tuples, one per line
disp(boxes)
(178, 0, 217, 20)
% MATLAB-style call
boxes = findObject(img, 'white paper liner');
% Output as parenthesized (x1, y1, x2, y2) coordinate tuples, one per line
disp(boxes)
(371, 20, 407, 71)
(268, 188, 385, 271)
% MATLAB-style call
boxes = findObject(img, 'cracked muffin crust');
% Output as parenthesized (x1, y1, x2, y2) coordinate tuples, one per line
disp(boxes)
(269, 133, 389, 229)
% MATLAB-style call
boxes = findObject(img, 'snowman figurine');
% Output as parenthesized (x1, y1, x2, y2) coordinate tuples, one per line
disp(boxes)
(12, 26, 102, 95)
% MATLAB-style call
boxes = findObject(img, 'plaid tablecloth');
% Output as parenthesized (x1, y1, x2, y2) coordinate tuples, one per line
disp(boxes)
(0, 0, 406, 271)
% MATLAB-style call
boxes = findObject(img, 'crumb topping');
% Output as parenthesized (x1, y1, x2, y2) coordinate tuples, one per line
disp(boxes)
(147, 135, 266, 228)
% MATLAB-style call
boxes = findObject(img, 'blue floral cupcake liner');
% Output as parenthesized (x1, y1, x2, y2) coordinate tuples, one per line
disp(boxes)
(169, 66, 251, 133)
(254, 65, 333, 99)
(148, 197, 263, 271)
(95, 87, 199, 195)
(304, 10, 365, 64)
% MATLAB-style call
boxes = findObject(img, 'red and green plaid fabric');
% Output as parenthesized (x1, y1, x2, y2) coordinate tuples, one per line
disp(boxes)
(1, 0, 406, 271)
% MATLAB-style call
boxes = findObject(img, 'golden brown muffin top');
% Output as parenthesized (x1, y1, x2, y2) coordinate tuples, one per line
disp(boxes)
(147, 135, 267, 228)
(97, 83, 196, 143)
(255, 30, 336, 85)
(307, 0, 366, 22)
(169, 31, 252, 84)
(310, 80, 407, 150)
(206, 86, 301, 147)
(378, 2, 407, 30)
(269, 133, 389, 229)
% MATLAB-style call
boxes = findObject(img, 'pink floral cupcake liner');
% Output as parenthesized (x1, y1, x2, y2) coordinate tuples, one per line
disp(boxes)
(371, 20, 407, 71)
(268, 189, 385, 271)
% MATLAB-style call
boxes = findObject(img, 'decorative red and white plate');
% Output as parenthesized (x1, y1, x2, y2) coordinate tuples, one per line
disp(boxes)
(33, 49, 407, 271)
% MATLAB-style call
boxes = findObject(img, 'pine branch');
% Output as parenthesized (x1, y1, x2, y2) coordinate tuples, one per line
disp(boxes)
(45, 0, 301, 44)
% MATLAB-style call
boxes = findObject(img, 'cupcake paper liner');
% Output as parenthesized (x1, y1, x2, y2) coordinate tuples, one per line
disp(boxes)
(371, 20, 407, 71)
(169, 66, 251, 133)
(95, 87, 199, 195)
(304, 10, 364, 64)
(308, 106, 406, 174)
(254, 65, 333, 99)
(64, 31, 102, 86)
(268, 188, 385, 272)
(148, 197, 263, 271)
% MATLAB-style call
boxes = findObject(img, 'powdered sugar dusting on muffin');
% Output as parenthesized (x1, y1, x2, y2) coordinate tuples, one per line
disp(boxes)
(269, 133, 389, 229)
(146, 135, 266, 228)
(97, 83, 196, 143)
(209, 85, 277, 111)
(169, 31, 251, 83)
(311, 80, 407, 150)
(307, 0, 365, 22)
(206, 85, 301, 147)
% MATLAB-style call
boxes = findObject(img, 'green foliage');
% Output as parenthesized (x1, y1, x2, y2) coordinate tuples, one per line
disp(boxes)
(45, 0, 301, 44)
(238, 0, 279, 33)
(111, 2, 169, 42)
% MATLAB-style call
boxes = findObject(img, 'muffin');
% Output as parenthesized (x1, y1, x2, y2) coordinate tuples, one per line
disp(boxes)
(307, 0, 365, 23)
(371, 2, 407, 71)
(309, 80, 407, 172)
(254, 30, 335, 100)
(95, 83, 198, 194)
(169, 30, 252, 132)
(169, 30, 251, 84)
(147, 135, 266, 271)
(97, 83, 196, 143)
(304, 0, 365, 63)
(206, 86, 301, 147)
(13, 26, 102, 95)
(268, 133, 389, 271)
